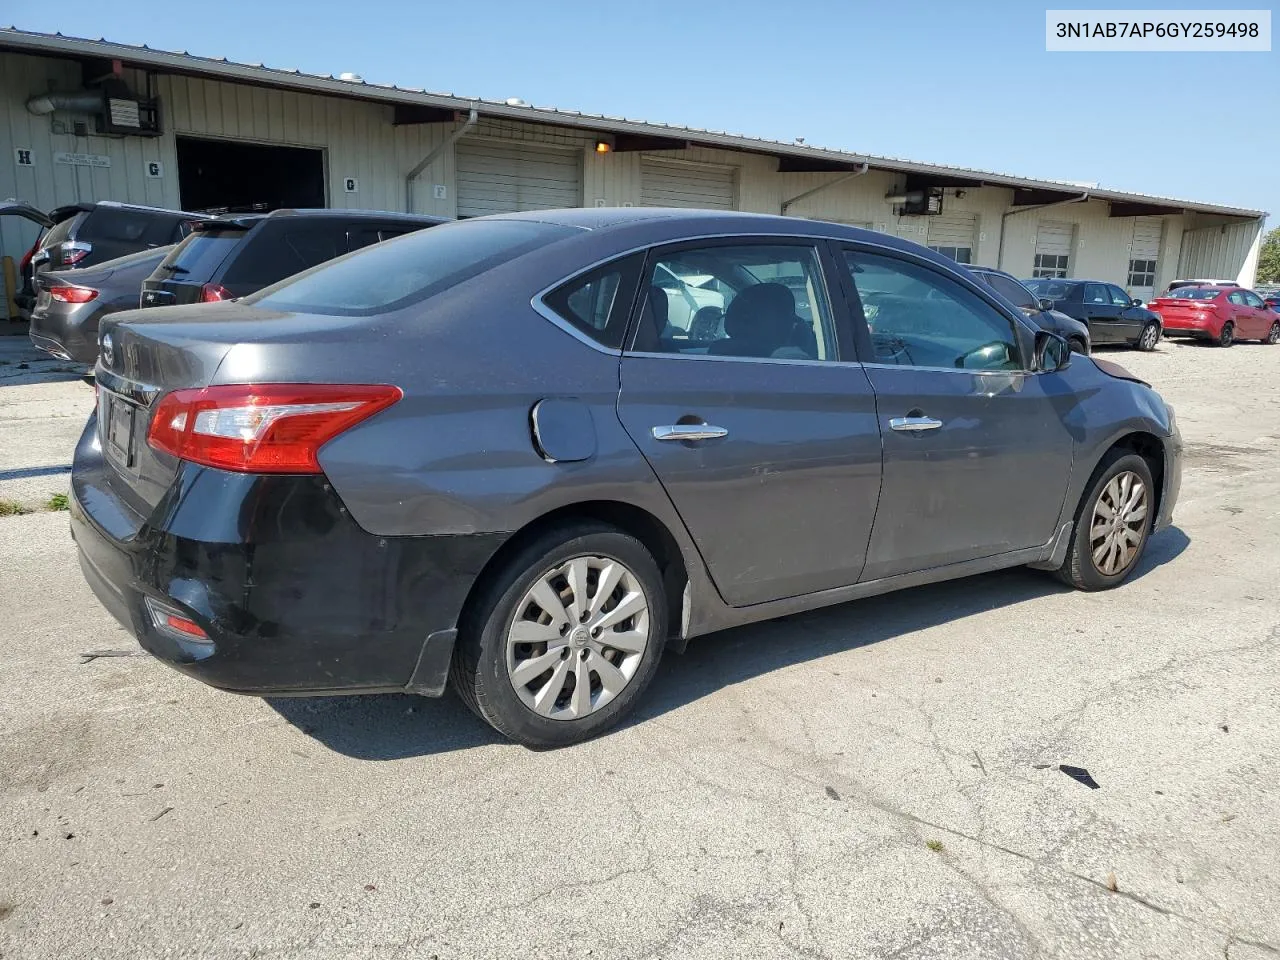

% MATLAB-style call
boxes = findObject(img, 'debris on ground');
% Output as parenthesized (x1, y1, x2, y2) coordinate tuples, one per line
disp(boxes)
(149, 807, 174, 823)
(1058, 765, 1101, 789)
(79, 649, 144, 664)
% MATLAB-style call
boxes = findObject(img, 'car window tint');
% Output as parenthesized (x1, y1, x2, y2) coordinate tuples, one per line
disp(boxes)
(1084, 283, 1110, 304)
(844, 250, 1021, 371)
(158, 229, 244, 281)
(1167, 287, 1221, 300)
(251, 219, 574, 316)
(632, 244, 836, 361)
(82, 206, 153, 243)
(543, 255, 643, 350)
(1242, 291, 1264, 308)
(1109, 286, 1132, 306)
(1023, 278, 1073, 300)
(1228, 291, 1246, 305)
(347, 227, 383, 252)
(223, 222, 348, 287)
(982, 273, 1038, 310)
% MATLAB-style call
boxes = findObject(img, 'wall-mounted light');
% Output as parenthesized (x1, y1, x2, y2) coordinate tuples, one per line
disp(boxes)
(595, 140, 612, 154)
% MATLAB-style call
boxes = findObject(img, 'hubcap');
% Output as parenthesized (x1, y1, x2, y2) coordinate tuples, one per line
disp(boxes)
(505, 555, 650, 721)
(1142, 325, 1157, 348)
(1090, 471, 1149, 577)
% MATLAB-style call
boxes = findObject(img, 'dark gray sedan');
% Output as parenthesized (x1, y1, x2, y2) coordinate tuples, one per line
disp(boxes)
(71, 210, 1183, 748)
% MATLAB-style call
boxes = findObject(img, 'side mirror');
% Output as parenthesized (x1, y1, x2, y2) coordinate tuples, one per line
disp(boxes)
(1035, 330, 1071, 373)
(1131, 297, 1143, 307)
(1037, 297, 1054, 311)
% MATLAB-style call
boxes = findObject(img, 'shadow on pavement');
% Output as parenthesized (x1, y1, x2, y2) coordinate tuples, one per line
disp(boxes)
(271, 526, 1190, 760)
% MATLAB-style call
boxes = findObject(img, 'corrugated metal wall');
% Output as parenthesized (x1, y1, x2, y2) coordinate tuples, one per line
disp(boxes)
(0, 49, 1260, 294)
(1177, 217, 1263, 285)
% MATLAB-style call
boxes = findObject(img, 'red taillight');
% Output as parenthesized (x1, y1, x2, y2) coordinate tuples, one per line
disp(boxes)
(48, 285, 99, 304)
(165, 614, 208, 639)
(147, 383, 402, 474)
(59, 241, 92, 266)
(200, 283, 232, 302)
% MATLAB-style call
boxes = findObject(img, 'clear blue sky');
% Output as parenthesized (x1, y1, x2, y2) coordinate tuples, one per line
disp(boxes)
(16, 0, 1279, 224)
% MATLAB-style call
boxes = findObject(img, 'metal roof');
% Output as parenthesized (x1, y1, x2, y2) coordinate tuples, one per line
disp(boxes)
(1, 26, 1266, 220)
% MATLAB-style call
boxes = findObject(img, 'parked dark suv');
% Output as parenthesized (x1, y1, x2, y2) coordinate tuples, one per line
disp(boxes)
(2, 200, 207, 312)
(139, 209, 448, 307)
(967, 265, 1091, 354)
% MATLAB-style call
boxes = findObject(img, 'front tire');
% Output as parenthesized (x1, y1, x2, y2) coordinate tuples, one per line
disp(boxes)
(1264, 320, 1279, 345)
(1069, 336, 1089, 355)
(1217, 322, 1235, 347)
(451, 522, 668, 748)
(1056, 450, 1155, 591)
(1136, 322, 1160, 351)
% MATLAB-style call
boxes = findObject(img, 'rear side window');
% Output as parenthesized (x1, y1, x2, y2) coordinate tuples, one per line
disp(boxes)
(222, 222, 348, 288)
(159, 229, 245, 280)
(81, 206, 153, 243)
(251, 219, 575, 316)
(542, 255, 643, 349)
(39, 215, 79, 250)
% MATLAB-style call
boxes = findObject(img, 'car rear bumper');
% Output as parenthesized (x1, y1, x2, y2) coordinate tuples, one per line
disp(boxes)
(1161, 315, 1219, 337)
(69, 415, 506, 698)
(29, 307, 99, 365)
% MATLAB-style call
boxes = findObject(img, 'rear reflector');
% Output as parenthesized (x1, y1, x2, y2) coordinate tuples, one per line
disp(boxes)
(200, 283, 232, 302)
(48, 285, 99, 304)
(144, 596, 211, 643)
(147, 383, 402, 474)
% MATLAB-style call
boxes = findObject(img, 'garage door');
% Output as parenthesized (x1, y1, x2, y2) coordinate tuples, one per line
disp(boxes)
(640, 159, 735, 209)
(1127, 218, 1163, 300)
(1033, 221, 1075, 278)
(455, 140, 583, 218)
(926, 213, 977, 264)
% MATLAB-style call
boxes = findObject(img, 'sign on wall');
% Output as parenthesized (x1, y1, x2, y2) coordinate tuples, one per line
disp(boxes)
(55, 152, 111, 168)
(15, 148, 33, 167)
(145, 161, 164, 179)
(344, 177, 359, 194)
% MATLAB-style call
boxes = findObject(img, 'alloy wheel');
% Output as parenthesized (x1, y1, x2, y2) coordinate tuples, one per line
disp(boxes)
(1268, 322, 1279, 345)
(505, 555, 650, 720)
(1089, 471, 1148, 576)
(1140, 324, 1159, 350)
(1219, 323, 1234, 347)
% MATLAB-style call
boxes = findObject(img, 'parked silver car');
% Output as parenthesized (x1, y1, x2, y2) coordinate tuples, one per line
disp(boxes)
(72, 209, 1183, 747)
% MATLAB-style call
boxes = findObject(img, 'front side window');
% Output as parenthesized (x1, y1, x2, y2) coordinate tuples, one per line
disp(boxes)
(981, 273, 1038, 311)
(844, 250, 1021, 371)
(1084, 283, 1110, 305)
(1032, 253, 1070, 278)
(543, 255, 642, 350)
(1108, 285, 1133, 306)
(632, 244, 836, 361)
(1242, 291, 1265, 308)
(1128, 258, 1157, 288)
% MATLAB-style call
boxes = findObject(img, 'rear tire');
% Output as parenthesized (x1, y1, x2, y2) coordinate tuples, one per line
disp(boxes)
(1217, 322, 1235, 347)
(450, 522, 667, 748)
(1136, 322, 1160, 351)
(1056, 450, 1155, 592)
(1264, 321, 1279, 345)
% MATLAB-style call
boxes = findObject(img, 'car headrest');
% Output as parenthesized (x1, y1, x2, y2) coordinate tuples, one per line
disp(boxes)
(723, 283, 796, 342)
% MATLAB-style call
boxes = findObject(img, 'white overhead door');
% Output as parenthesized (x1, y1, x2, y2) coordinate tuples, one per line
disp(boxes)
(640, 159, 735, 209)
(1034, 221, 1075, 277)
(1127, 218, 1163, 300)
(927, 213, 978, 264)
(455, 140, 583, 218)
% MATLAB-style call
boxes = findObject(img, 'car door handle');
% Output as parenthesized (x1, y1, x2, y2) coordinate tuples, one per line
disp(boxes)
(652, 424, 729, 442)
(889, 416, 942, 432)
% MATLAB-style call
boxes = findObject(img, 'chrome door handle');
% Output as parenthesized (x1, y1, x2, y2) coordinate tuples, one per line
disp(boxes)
(889, 416, 942, 432)
(652, 424, 729, 442)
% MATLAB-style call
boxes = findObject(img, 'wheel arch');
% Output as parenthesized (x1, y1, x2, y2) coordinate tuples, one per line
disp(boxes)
(456, 499, 691, 647)
(1098, 430, 1167, 524)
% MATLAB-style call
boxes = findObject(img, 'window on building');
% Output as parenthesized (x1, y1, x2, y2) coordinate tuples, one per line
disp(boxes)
(927, 245, 972, 264)
(1033, 254, 1070, 279)
(1128, 259, 1157, 288)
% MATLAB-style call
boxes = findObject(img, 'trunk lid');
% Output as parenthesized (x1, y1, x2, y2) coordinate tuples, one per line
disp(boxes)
(1149, 297, 1219, 320)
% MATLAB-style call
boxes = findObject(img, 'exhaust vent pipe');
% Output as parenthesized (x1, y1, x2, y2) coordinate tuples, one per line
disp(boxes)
(26, 90, 104, 116)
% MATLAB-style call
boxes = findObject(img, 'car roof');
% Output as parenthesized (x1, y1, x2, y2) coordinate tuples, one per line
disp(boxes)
(90, 199, 212, 218)
(203, 208, 449, 228)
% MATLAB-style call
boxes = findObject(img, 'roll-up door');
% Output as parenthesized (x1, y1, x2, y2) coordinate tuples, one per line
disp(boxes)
(1127, 218, 1162, 299)
(926, 213, 978, 263)
(1033, 221, 1075, 277)
(640, 159, 735, 209)
(455, 140, 583, 218)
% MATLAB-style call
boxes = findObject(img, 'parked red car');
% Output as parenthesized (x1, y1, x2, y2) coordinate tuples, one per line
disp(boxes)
(1148, 285, 1280, 347)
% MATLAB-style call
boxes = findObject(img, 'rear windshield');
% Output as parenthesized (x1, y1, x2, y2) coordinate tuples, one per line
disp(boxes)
(250, 219, 575, 317)
(1166, 287, 1222, 300)
(1022, 278, 1074, 300)
(157, 229, 244, 281)
(81, 206, 155, 243)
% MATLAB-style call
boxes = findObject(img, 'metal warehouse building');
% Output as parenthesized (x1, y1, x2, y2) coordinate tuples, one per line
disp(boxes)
(0, 27, 1267, 312)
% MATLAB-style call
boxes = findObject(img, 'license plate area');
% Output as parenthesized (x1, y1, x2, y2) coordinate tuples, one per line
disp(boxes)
(140, 289, 176, 308)
(99, 392, 137, 468)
